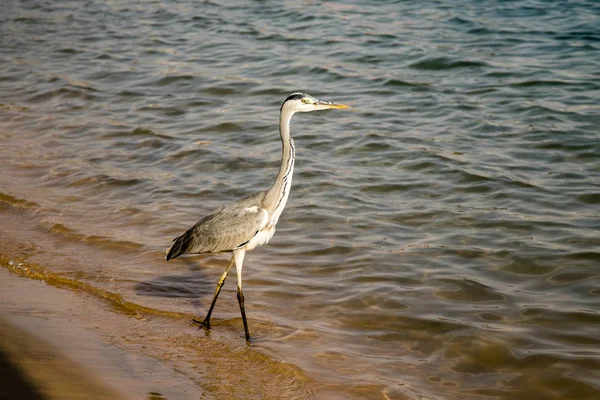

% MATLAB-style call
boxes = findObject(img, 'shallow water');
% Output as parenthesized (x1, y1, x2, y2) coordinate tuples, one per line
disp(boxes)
(1, 0, 599, 398)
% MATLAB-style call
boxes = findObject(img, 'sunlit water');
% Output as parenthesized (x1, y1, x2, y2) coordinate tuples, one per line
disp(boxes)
(1, 0, 599, 398)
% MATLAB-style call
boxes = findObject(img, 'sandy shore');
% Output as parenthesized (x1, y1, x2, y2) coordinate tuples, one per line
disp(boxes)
(0, 317, 124, 400)
(0, 209, 206, 400)
(0, 214, 124, 399)
(0, 263, 208, 400)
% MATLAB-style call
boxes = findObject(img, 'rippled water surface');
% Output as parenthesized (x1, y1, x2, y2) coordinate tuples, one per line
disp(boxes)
(1, 0, 599, 398)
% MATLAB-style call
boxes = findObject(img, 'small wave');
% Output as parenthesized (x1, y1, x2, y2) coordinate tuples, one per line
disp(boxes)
(408, 57, 487, 71)
(198, 122, 244, 133)
(136, 273, 214, 299)
(400, 160, 438, 172)
(307, 66, 347, 81)
(88, 70, 139, 84)
(351, 54, 385, 64)
(355, 141, 394, 152)
(379, 77, 423, 88)
(563, 251, 600, 262)
(0, 192, 38, 210)
(507, 79, 578, 88)
(135, 104, 187, 117)
(46, 223, 144, 251)
(534, 140, 596, 153)
(44, 73, 101, 92)
(65, 173, 145, 189)
(435, 278, 507, 303)
(2, 259, 187, 320)
(154, 74, 195, 86)
(100, 127, 174, 142)
(485, 70, 534, 79)
(84, 236, 144, 251)
(166, 146, 215, 163)
(13, 17, 45, 24)
(577, 193, 600, 205)
(457, 171, 494, 184)
(56, 47, 82, 55)
(295, 244, 354, 257)
(555, 31, 600, 42)
(26, 87, 98, 103)
(500, 257, 558, 276)
(0, 102, 30, 112)
(131, 127, 160, 137)
(467, 27, 494, 35)
(448, 16, 474, 26)
(360, 182, 428, 194)
(549, 271, 598, 285)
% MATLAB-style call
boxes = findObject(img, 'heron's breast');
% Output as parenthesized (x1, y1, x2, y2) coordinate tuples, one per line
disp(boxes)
(245, 225, 276, 251)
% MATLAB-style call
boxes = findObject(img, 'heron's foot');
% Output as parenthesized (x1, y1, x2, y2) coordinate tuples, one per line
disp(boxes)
(191, 318, 210, 329)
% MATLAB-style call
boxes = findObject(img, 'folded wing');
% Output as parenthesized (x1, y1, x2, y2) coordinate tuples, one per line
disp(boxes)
(166, 202, 269, 260)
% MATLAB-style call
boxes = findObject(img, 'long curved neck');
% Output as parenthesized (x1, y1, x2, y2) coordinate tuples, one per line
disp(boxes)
(264, 107, 295, 218)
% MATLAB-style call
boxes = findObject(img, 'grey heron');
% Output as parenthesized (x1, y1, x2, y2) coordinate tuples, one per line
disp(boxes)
(166, 93, 349, 341)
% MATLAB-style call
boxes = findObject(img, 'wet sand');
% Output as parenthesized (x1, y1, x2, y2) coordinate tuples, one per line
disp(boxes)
(0, 318, 125, 400)
(0, 268, 206, 400)
(0, 211, 206, 400)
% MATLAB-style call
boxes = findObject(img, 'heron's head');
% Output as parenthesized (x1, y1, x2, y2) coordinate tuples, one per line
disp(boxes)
(281, 93, 350, 113)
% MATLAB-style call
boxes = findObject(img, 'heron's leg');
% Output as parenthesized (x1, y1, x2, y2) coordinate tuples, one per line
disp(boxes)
(233, 249, 251, 342)
(193, 255, 235, 328)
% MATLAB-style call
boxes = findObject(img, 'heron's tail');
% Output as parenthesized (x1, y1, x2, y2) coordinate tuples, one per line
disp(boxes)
(165, 243, 179, 261)
(165, 231, 191, 261)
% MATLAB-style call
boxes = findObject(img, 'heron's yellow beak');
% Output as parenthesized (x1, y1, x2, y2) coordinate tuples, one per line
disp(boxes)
(315, 99, 351, 109)
(326, 103, 350, 109)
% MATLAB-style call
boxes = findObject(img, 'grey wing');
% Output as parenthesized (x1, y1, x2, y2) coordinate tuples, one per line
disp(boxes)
(166, 201, 268, 260)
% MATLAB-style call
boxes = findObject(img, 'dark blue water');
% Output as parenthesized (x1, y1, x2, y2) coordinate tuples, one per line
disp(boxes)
(1, 0, 599, 398)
